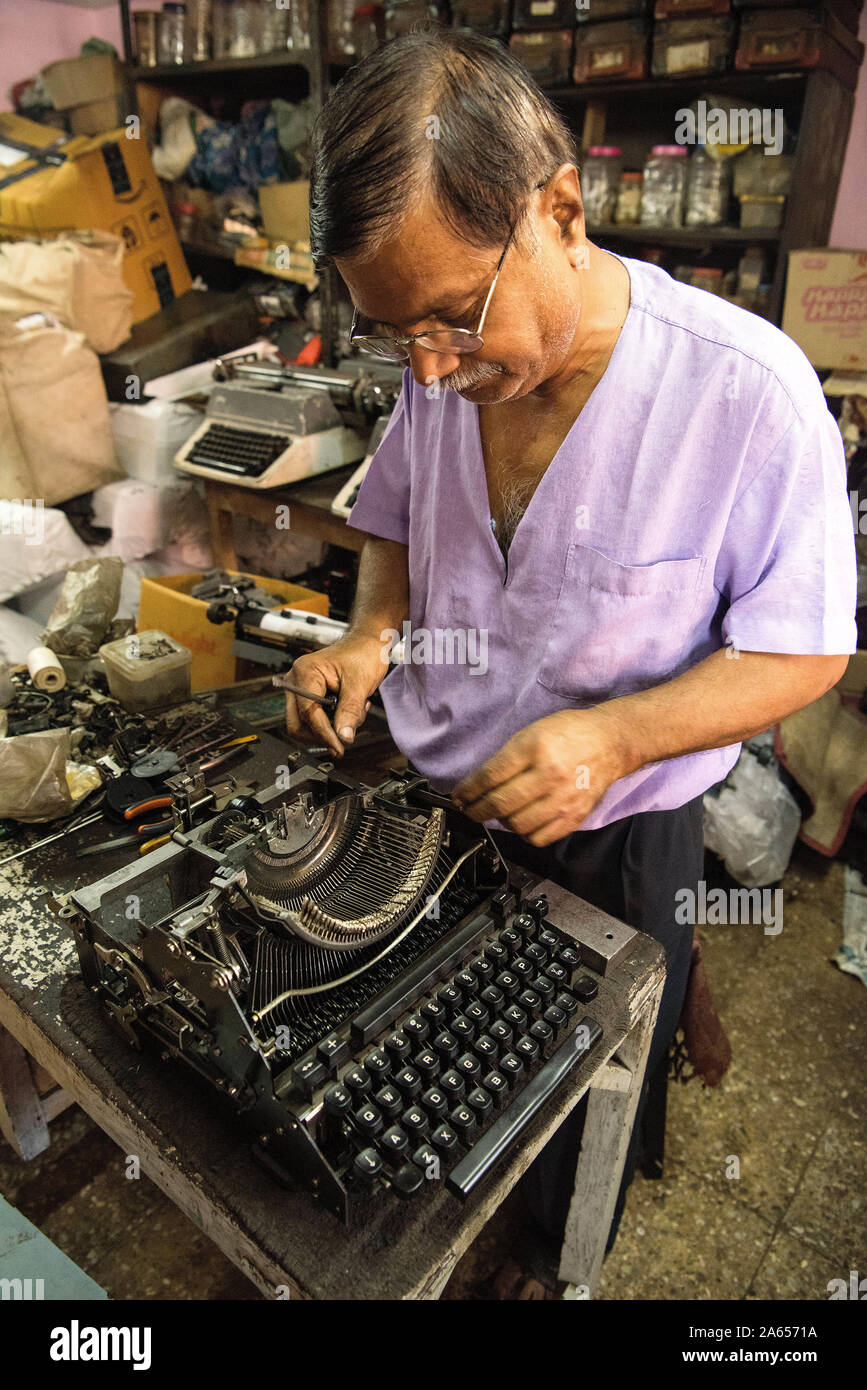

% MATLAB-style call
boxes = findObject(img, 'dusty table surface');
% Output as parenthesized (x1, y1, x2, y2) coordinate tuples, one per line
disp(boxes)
(0, 725, 662, 1299)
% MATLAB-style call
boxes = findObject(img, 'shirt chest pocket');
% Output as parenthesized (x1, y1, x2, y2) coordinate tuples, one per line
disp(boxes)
(536, 542, 708, 702)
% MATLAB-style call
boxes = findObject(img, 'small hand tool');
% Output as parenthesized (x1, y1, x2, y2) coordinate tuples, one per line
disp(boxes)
(272, 675, 338, 716)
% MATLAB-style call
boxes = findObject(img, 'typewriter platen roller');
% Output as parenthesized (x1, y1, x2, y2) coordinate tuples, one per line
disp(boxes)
(59, 768, 633, 1223)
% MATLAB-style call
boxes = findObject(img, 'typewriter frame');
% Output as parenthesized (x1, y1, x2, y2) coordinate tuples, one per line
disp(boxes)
(58, 766, 513, 1223)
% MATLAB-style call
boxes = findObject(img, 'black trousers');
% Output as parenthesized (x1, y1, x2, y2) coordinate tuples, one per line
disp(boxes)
(491, 793, 705, 1255)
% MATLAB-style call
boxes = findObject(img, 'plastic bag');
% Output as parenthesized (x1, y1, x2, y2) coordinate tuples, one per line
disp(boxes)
(0, 727, 73, 821)
(703, 735, 802, 887)
(40, 556, 123, 657)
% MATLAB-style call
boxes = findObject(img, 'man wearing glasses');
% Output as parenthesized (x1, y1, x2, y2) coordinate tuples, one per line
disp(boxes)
(284, 28, 856, 1291)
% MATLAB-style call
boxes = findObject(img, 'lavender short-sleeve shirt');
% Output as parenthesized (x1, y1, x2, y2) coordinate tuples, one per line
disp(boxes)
(348, 253, 857, 830)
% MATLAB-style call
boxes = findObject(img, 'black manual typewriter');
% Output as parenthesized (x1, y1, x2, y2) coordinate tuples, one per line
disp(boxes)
(59, 766, 636, 1224)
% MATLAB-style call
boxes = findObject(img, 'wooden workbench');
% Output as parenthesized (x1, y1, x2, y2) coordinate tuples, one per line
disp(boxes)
(205, 466, 367, 570)
(0, 727, 664, 1299)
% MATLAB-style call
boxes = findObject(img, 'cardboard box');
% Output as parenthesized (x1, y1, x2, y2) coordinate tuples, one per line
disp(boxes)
(41, 54, 123, 109)
(782, 248, 867, 371)
(0, 114, 192, 324)
(137, 570, 329, 691)
(258, 181, 310, 244)
(67, 96, 123, 137)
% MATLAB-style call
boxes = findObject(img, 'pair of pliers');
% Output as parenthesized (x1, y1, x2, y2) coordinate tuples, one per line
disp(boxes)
(76, 794, 174, 858)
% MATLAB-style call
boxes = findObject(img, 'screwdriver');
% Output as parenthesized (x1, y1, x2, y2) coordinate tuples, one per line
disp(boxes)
(272, 675, 338, 716)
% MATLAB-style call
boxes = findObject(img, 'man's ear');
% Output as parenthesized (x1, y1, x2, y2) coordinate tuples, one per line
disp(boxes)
(547, 164, 585, 251)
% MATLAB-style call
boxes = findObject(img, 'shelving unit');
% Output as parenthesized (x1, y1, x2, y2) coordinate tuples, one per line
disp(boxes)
(543, 63, 857, 324)
(111, 3, 860, 334)
(115, 0, 342, 362)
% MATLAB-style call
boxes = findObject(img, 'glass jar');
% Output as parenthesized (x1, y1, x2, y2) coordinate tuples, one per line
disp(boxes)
(261, 2, 291, 52)
(226, 0, 262, 56)
(158, 2, 188, 64)
(581, 146, 621, 225)
(328, 0, 357, 58)
(133, 9, 160, 66)
(186, 0, 212, 60)
(384, 1, 439, 40)
(289, 0, 311, 50)
(352, 5, 385, 57)
(614, 170, 642, 225)
(640, 145, 688, 228)
(685, 144, 730, 227)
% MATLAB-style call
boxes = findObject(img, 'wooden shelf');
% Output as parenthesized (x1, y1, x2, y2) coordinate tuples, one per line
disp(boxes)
(544, 69, 809, 102)
(127, 53, 348, 83)
(588, 222, 781, 247)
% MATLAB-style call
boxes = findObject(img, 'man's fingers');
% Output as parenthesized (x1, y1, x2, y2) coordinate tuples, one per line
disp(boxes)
(332, 689, 370, 745)
(285, 693, 344, 757)
(452, 737, 533, 807)
(458, 769, 546, 825)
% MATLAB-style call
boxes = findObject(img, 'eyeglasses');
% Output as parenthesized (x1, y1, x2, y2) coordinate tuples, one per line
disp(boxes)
(348, 219, 517, 362)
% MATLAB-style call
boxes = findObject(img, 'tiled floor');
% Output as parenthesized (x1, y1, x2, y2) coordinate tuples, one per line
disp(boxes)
(1, 842, 863, 1300)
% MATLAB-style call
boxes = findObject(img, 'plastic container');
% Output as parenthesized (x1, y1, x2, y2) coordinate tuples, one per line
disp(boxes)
(289, 0, 311, 49)
(614, 170, 643, 223)
(158, 2, 188, 64)
(640, 145, 688, 227)
(738, 193, 785, 228)
(576, 0, 649, 22)
(651, 15, 735, 75)
(261, 2, 291, 51)
(573, 18, 650, 81)
(733, 149, 794, 198)
(384, 0, 441, 38)
(133, 10, 160, 66)
(451, 0, 511, 35)
(510, 30, 574, 84)
(737, 244, 768, 293)
(512, 0, 575, 29)
(99, 630, 192, 711)
(654, 0, 731, 15)
(186, 0, 212, 59)
(582, 146, 623, 224)
(685, 143, 731, 225)
(735, 6, 865, 89)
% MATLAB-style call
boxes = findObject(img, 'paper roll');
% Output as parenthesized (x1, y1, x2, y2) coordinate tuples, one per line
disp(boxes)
(27, 645, 66, 693)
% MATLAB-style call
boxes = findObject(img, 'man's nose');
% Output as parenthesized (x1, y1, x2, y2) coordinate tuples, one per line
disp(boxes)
(408, 342, 460, 387)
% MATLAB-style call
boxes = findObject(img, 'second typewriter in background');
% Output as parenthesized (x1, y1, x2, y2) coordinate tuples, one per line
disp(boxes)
(60, 763, 638, 1224)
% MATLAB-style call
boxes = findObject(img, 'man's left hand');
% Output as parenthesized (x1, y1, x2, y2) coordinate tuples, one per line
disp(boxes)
(450, 707, 632, 847)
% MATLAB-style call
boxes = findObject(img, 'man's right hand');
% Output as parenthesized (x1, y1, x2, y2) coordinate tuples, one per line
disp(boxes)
(283, 632, 390, 758)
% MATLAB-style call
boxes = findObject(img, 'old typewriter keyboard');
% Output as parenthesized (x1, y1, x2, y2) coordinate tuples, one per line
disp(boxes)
(300, 898, 604, 1204)
(186, 423, 290, 477)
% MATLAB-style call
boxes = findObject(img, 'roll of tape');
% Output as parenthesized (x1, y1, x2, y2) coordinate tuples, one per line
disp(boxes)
(27, 645, 66, 693)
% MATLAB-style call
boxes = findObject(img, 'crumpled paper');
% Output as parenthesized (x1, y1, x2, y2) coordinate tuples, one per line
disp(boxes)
(0, 727, 73, 821)
(40, 556, 122, 657)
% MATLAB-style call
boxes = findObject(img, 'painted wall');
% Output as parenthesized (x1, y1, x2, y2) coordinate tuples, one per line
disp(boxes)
(0, 0, 123, 105)
(828, 7, 867, 250)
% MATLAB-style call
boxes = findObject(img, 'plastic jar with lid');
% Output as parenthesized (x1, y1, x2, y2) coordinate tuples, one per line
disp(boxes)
(134, 10, 160, 65)
(685, 143, 731, 227)
(614, 170, 642, 225)
(158, 2, 188, 64)
(581, 146, 622, 226)
(640, 145, 688, 228)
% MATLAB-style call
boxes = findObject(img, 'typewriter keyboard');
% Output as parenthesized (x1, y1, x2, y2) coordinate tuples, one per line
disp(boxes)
(186, 423, 290, 477)
(294, 894, 604, 1204)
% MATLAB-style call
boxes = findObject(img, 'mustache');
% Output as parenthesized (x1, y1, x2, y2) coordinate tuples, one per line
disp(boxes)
(442, 361, 504, 392)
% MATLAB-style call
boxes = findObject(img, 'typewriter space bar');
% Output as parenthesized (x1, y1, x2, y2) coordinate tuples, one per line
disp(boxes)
(446, 1018, 603, 1199)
